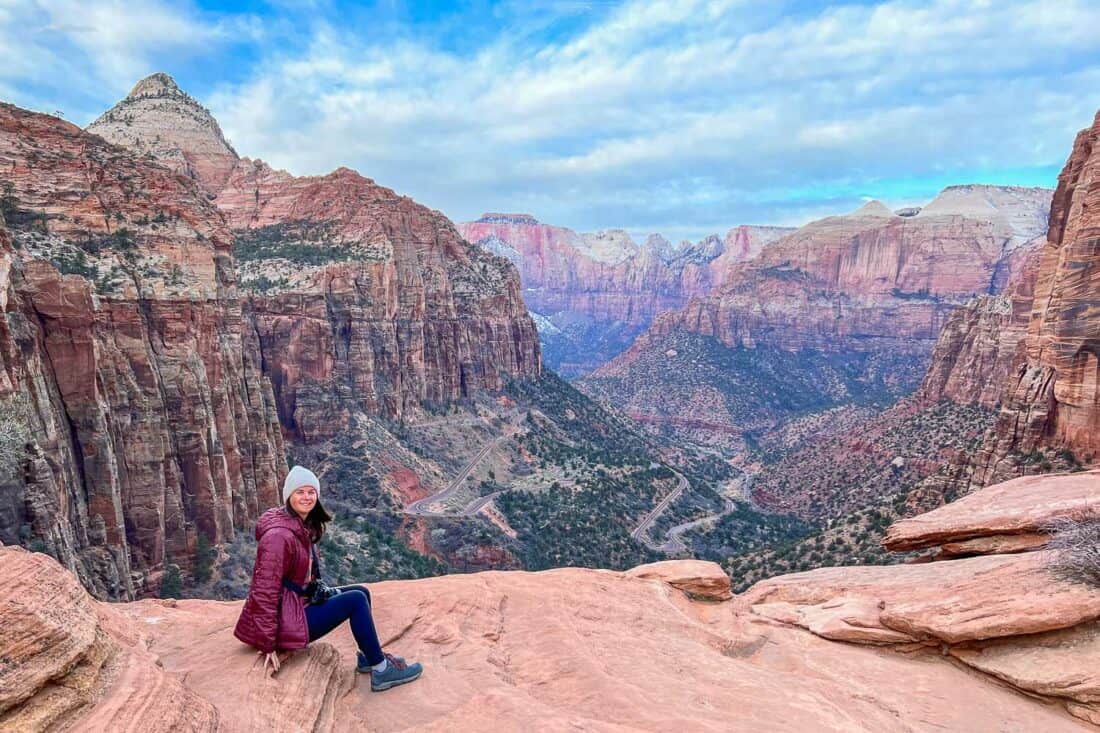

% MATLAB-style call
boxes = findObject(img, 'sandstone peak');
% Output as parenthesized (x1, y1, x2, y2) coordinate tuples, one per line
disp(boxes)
(917, 184, 1052, 250)
(578, 228, 639, 264)
(852, 199, 895, 217)
(127, 71, 183, 99)
(88, 73, 239, 192)
(643, 233, 676, 262)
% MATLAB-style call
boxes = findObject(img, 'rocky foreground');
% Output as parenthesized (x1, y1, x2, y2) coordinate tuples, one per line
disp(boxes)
(3, 471, 1099, 732)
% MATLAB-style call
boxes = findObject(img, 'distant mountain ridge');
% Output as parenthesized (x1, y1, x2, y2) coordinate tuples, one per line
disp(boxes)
(580, 184, 1053, 450)
(458, 213, 792, 375)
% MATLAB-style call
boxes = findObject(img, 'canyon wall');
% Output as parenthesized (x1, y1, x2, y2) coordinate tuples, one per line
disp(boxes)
(217, 164, 540, 441)
(916, 245, 1042, 408)
(91, 74, 541, 441)
(0, 103, 285, 599)
(973, 109, 1100, 482)
(458, 213, 791, 374)
(0, 73, 542, 597)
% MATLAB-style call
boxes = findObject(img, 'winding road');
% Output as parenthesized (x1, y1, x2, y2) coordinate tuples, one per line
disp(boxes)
(630, 470, 689, 552)
(634, 471, 755, 555)
(404, 437, 504, 517)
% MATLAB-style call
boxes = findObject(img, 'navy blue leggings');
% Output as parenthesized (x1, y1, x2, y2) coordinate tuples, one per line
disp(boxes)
(305, 585, 384, 666)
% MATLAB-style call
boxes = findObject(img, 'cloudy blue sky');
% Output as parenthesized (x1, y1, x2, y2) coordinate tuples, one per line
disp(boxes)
(1, 0, 1098, 241)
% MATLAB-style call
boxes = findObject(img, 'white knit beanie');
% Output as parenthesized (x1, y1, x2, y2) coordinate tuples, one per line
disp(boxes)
(283, 465, 321, 503)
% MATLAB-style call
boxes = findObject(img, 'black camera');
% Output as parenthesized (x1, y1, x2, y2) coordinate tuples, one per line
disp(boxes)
(304, 579, 340, 605)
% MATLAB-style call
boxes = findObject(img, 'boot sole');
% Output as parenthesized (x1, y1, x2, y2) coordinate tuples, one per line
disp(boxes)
(371, 668, 422, 692)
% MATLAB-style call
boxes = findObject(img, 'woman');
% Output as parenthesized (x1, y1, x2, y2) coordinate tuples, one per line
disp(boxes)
(234, 465, 422, 691)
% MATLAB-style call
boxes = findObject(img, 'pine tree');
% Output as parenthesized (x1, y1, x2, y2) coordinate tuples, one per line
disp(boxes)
(160, 564, 183, 599)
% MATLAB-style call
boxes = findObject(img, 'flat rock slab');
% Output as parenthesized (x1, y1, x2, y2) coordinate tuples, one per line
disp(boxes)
(885, 471, 1100, 552)
(5, 547, 1096, 731)
(741, 551, 1100, 644)
(131, 566, 1092, 732)
(115, 598, 353, 733)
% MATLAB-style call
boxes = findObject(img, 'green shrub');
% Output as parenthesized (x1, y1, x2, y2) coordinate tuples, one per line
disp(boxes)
(160, 564, 183, 599)
(194, 535, 215, 584)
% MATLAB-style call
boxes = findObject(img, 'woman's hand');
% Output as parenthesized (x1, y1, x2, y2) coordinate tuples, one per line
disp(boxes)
(253, 650, 283, 677)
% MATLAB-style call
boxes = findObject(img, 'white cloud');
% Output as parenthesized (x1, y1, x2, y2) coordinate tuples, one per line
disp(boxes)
(0, 0, 254, 116)
(4, 0, 1099, 239)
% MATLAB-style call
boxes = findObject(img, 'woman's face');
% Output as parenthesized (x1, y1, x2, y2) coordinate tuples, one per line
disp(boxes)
(289, 486, 317, 518)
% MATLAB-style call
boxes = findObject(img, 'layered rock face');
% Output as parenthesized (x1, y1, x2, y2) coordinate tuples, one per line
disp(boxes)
(217, 165, 540, 440)
(654, 189, 1050, 351)
(0, 546, 219, 731)
(457, 213, 791, 374)
(884, 470, 1100, 556)
(975, 110, 1100, 481)
(90, 75, 541, 441)
(5, 473, 1099, 731)
(916, 243, 1042, 408)
(583, 187, 1051, 439)
(0, 103, 285, 599)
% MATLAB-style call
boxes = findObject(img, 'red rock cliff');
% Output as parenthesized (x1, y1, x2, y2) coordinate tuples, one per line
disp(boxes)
(216, 164, 541, 440)
(0, 103, 285, 599)
(916, 242, 1043, 408)
(976, 109, 1100, 481)
(458, 213, 791, 328)
(90, 75, 542, 441)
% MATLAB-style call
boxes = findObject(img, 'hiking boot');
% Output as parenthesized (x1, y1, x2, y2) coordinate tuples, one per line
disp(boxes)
(356, 651, 406, 674)
(370, 657, 423, 692)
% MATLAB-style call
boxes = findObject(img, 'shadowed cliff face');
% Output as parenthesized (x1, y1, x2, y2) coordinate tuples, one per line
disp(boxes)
(974, 109, 1100, 482)
(0, 103, 285, 599)
(916, 243, 1043, 409)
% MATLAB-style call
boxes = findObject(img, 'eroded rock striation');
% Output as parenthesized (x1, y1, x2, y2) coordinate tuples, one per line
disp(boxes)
(0, 103, 285, 599)
(0, 545, 220, 732)
(4, 472, 1099, 731)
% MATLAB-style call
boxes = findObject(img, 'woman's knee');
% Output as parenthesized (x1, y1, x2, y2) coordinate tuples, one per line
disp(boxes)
(341, 585, 371, 605)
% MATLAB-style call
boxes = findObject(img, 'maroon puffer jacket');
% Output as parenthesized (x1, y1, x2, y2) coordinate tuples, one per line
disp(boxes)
(233, 507, 313, 654)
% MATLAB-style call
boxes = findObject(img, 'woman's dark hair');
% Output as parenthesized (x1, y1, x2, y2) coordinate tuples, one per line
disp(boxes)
(286, 498, 333, 543)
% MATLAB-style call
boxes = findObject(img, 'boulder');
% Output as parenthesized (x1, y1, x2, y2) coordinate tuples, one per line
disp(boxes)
(624, 559, 733, 600)
(0, 547, 217, 732)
